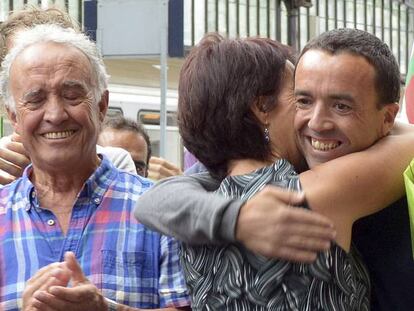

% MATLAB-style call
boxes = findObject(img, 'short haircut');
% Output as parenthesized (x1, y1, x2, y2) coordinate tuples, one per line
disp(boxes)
(0, 6, 79, 63)
(178, 33, 295, 180)
(0, 24, 109, 112)
(102, 116, 152, 165)
(299, 28, 401, 106)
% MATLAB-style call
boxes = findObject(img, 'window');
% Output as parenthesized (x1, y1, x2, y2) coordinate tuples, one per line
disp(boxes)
(138, 110, 178, 127)
(106, 107, 124, 119)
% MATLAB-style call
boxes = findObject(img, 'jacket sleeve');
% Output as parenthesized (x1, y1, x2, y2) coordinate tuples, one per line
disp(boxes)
(134, 172, 244, 244)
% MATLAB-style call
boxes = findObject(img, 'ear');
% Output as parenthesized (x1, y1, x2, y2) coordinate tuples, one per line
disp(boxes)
(251, 97, 268, 126)
(97, 90, 109, 122)
(381, 103, 399, 136)
(5, 106, 19, 133)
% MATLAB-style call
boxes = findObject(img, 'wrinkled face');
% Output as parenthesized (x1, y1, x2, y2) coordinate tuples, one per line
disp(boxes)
(98, 128, 149, 177)
(294, 50, 395, 168)
(7, 42, 107, 170)
(267, 63, 304, 169)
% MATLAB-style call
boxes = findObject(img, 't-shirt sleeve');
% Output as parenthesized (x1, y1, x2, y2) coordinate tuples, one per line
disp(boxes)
(96, 145, 137, 174)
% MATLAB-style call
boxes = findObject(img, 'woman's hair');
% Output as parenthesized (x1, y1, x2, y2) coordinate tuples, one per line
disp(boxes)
(178, 33, 295, 180)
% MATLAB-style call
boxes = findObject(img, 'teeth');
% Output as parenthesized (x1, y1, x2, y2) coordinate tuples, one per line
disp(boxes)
(43, 130, 75, 139)
(311, 138, 339, 151)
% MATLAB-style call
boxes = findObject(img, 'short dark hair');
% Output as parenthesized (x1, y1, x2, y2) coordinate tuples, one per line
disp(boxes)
(299, 28, 400, 106)
(0, 6, 79, 63)
(102, 116, 152, 165)
(178, 33, 295, 180)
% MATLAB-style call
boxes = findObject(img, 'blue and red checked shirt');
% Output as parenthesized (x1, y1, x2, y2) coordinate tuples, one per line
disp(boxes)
(0, 155, 190, 310)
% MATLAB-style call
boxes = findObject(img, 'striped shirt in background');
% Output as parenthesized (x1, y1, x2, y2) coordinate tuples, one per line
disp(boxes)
(0, 156, 190, 310)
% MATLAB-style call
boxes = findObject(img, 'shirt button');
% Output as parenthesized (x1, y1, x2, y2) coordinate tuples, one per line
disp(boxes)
(47, 219, 55, 226)
(93, 197, 100, 205)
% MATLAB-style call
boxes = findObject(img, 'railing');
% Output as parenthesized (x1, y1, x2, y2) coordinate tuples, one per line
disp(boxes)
(184, 0, 414, 75)
(0, 0, 412, 74)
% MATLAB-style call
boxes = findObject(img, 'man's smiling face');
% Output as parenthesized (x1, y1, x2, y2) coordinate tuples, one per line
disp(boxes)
(294, 49, 395, 168)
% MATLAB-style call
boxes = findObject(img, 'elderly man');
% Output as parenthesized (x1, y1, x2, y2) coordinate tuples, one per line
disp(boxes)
(0, 24, 190, 311)
(0, 6, 137, 185)
(135, 29, 414, 310)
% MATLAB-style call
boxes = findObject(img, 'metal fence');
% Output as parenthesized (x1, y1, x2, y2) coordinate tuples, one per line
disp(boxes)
(184, 0, 414, 76)
(0, 0, 412, 75)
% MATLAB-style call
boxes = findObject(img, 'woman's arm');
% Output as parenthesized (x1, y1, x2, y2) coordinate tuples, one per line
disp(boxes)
(300, 122, 414, 225)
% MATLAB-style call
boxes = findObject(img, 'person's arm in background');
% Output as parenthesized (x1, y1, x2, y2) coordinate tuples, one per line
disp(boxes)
(0, 133, 30, 185)
(148, 156, 182, 181)
(136, 122, 414, 262)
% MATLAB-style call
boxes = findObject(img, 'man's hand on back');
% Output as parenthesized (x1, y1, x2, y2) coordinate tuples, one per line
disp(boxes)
(236, 186, 336, 263)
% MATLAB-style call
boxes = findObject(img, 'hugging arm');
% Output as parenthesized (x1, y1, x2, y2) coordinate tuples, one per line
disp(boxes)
(135, 172, 336, 262)
(301, 122, 414, 224)
(134, 172, 241, 244)
(135, 123, 414, 260)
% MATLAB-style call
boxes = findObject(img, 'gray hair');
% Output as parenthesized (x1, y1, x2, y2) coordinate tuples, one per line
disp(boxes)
(0, 24, 109, 112)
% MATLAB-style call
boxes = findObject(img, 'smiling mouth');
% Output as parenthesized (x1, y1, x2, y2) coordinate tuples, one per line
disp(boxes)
(310, 138, 340, 151)
(43, 130, 76, 139)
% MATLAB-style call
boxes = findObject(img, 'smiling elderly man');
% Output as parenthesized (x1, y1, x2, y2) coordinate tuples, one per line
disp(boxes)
(0, 24, 190, 311)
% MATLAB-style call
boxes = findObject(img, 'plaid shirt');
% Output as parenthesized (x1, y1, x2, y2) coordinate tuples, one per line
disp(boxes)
(0, 156, 190, 310)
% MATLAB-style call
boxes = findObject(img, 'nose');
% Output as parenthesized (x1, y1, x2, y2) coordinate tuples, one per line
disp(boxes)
(43, 96, 69, 124)
(307, 103, 334, 132)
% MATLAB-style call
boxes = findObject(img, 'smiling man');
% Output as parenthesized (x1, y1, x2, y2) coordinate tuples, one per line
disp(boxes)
(294, 40, 398, 168)
(292, 30, 412, 310)
(0, 24, 190, 311)
(0, 6, 137, 186)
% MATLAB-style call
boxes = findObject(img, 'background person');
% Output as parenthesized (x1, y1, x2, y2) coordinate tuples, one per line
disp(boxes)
(99, 116, 151, 177)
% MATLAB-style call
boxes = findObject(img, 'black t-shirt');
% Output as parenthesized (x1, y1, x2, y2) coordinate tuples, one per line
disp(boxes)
(353, 197, 414, 311)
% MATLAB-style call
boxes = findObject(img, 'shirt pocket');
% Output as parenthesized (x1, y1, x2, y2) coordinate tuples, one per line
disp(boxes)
(101, 249, 158, 308)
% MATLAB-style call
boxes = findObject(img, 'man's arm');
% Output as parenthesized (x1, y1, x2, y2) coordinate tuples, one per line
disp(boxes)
(135, 173, 336, 262)
(135, 172, 240, 244)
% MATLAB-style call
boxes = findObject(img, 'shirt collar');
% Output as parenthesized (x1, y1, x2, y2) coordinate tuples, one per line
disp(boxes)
(22, 155, 118, 211)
